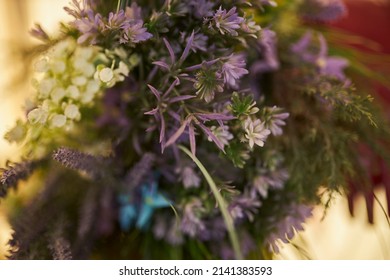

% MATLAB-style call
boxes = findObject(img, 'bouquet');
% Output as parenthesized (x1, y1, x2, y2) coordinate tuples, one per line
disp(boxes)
(1, 0, 389, 259)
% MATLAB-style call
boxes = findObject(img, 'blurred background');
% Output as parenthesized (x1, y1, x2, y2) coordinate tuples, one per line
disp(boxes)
(0, 0, 389, 259)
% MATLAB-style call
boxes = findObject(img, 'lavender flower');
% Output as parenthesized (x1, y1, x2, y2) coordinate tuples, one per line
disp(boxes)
(266, 204, 313, 253)
(187, 0, 214, 19)
(302, 0, 347, 22)
(252, 168, 289, 198)
(52, 147, 108, 178)
(263, 106, 289, 136)
(291, 31, 349, 81)
(175, 165, 201, 188)
(243, 118, 271, 149)
(73, 11, 104, 44)
(221, 53, 249, 88)
(120, 21, 153, 44)
(251, 29, 279, 74)
(181, 199, 206, 238)
(1, 161, 37, 198)
(229, 194, 261, 222)
(210, 7, 244, 36)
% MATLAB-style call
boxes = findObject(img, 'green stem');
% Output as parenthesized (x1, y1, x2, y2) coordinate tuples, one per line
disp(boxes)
(178, 145, 243, 260)
(116, 0, 121, 13)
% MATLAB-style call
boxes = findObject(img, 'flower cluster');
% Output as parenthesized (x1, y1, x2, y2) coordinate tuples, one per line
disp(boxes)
(1, 0, 387, 260)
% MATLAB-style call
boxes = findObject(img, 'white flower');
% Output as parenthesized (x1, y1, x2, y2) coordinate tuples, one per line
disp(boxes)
(208, 125, 234, 148)
(66, 85, 80, 99)
(64, 104, 80, 120)
(51, 60, 66, 74)
(244, 117, 271, 148)
(51, 114, 67, 128)
(27, 107, 48, 125)
(38, 78, 55, 98)
(51, 88, 66, 103)
(97, 67, 114, 83)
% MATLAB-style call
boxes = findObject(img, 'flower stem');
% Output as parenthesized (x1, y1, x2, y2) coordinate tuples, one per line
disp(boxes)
(178, 145, 243, 259)
(116, 0, 121, 13)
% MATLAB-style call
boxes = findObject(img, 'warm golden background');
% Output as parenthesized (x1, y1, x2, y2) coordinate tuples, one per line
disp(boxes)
(0, 0, 389, 259)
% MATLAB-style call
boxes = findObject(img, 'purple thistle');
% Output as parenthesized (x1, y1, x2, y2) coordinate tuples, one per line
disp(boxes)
(301, 0, 347, 22)
(266, 204, 313, 253)
(221, 53, 249, 88)
(1, 160, 37, 198)
(210, 7, 244, 36)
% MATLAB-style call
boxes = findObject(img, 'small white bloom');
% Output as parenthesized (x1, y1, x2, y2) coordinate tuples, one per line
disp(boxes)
(72, 76, 88, 86)
(244, 117, 271, 148)
(98, 67, 114, 83)
(50, 88, 66, 103)
(51, 60, 66, 74)
(64, 104, 80, 120)
(38, 78, 55, 97)
(86, 80, 100, 95)
(66, 85, 80, 99)
(27, 107, 48, 125)
(51, 114, 67, 127)
(208, 125, 234, 148)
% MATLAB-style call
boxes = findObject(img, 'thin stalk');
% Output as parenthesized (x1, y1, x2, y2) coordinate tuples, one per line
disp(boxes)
(178, 145, 243, 259)
(116, 0, 121, 13)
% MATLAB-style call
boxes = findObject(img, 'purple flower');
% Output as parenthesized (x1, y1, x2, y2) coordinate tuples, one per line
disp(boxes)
(125, 3, 143, 21)
(229, 194, 261, 222)
(181, 32, 208, 53)
(251, 29, 280, 74)
(252, 168, 289, 198)
(180, 199, 206, 238)
(259, 0, 278, 7)
(301, 0, 347, 22)
(291, 31, 349, 81)
(175, 164, 201, 188)
(187, 0, 214, 19)
(73, 10, 104, 44)
(264, 106, 289, 136)
(221, 53, 249, 88)
(211, 7, 244, 36)
(120, 21, 153, 44)
(266, 204, 313, 253)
